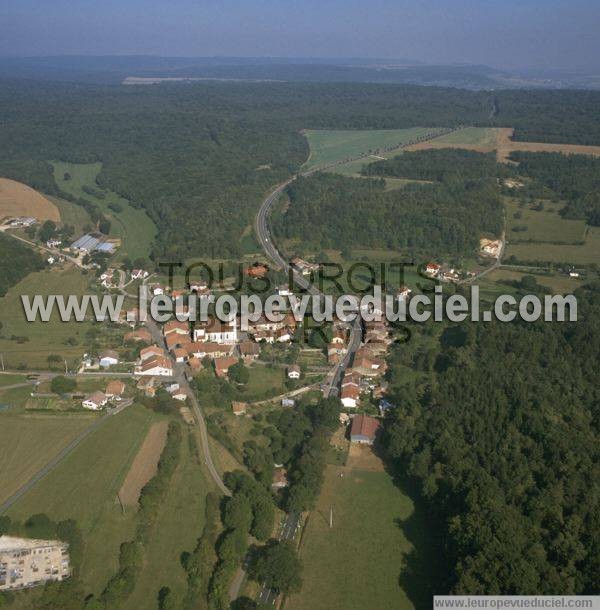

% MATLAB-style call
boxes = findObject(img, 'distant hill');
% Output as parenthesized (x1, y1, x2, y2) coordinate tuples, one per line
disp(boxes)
(1, 56, 598, 89)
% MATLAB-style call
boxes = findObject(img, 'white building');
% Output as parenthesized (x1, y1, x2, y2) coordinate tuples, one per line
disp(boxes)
(99, 350, 119, 368)
(287, 365, 301, 379)
(136, 357, 173, 377)
(82, 391, 108, 410)
(193, 319, 238, 344)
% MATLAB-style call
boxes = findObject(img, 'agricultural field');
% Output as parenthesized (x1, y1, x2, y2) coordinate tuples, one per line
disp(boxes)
(52, 161, 157, 260)
(0, 412, 95, 505)
(506, 227, 600, 265)
(486, 268, 582, 294)
(238, 364, 288, 401)
(6, 405, 160, 594)
(505, 198, 587, 244)
(0, 266, 94, 369)
(406, 126, 600, 163)
(287, 464, 439, 610)
(48, 195, 94, 235)
(118, 420, 168, 506)
(302, 127, 443, 172)
(122, 430, 209, 610)
(0, 178, 60, 223)
(0, 373, 27, 387)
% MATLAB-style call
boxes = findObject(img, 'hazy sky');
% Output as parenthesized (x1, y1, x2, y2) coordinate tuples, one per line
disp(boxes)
(1, 0, 599, 71)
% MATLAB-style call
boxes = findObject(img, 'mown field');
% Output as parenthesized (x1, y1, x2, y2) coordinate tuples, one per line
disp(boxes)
(0, 266, 94, 369)
(6, 405, 159, 595)
(303, 128, 442, 172)
(0, 177, 60, 223)
(287, 464, 439, 610)
(49, 194, 94, 235)
(0, 412, 95, 505)
(52, 161, 156, 260)
(507, 225, 600, 264)
(486, 268, 582, 294)
(406, 126, 600, 163)
(505, 198, 586, 244)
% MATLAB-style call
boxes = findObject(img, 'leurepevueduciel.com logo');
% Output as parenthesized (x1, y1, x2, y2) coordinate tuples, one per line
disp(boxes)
(18, 261, 578, 328)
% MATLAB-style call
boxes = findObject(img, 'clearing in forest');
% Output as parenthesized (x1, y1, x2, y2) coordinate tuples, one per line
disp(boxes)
(302, 127, 444, 171)
(0, 178, 60, 223)
(405, 126, 600, 163)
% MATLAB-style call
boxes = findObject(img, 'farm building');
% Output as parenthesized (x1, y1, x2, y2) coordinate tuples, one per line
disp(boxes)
(350, 414, 381, 445)
(70, 234, 100, 253)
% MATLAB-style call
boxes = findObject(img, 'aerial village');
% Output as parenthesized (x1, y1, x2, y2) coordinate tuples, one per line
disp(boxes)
(72, 256, 405, 471)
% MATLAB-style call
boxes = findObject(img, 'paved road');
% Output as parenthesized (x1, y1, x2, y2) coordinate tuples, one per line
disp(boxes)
(255, 511, 302, 606)
(254, 178, 363, 400)
(141, 281, 231, 497)
(0, 399, 133, 515)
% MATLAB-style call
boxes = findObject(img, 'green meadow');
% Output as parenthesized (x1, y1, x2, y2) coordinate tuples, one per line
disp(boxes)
(52, 161, 157, 261)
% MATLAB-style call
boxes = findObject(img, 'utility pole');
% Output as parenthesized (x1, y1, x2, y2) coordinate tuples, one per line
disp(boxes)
(330, 506, 333, 529)
(0, 353, 4, 371)
(64, 359, 68, 375)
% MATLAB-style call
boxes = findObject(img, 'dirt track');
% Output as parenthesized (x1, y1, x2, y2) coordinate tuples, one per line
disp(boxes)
(118, 421, 168, 506)
(0, 178, 60, 222)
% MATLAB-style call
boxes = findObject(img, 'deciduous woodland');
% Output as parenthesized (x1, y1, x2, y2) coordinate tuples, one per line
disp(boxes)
(383, 283, 600, 594)
(276, 172, 504, 257)
(1, 81, 600, 259)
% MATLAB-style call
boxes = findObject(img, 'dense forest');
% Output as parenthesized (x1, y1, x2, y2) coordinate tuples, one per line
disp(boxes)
(1, 80, 600, 260)
(509, 152, 600, 225)
(362, 149, 501, 182)
(383, 283, 600, 594)
(275, 172, 503, 257)
(0, 234, 44, 297)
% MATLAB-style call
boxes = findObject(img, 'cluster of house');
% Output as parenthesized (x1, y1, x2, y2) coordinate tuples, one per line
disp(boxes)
(81, 379, 126, 410)
(0, 536, 70, 591)
(339, 317, 391, 411)
(134, 311, 299, 382)
(290, 256, 320, 275)
(424, 262, 475, 283)
(99, 267, 149, 289)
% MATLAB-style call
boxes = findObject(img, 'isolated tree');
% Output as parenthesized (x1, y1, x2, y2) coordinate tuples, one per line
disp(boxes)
(228, 360, 249, 385)
(38, 220, 57, 242)
(248, 541, 302, 594)
(98, 217, 111, 235)
(51, 375, 76, 394)
(222, 494, 252, 532)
